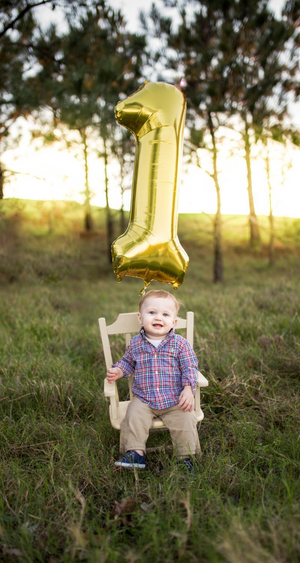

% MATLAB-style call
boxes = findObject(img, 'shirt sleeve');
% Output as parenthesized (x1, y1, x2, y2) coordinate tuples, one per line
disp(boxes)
(177, 338, 198, 394)
(112, 341, 136, 379)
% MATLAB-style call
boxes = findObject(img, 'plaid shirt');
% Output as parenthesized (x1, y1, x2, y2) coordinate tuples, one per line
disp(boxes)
(114, 328, 198, 410)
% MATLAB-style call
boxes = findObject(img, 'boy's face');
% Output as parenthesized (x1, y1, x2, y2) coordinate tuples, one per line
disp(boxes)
(138, 296, 178, 340)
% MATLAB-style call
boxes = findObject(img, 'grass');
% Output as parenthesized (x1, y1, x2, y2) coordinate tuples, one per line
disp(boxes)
(0, 198, 300, 562)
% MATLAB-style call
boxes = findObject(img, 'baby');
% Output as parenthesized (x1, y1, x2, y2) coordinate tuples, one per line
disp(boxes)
(106, 289, 199, 471)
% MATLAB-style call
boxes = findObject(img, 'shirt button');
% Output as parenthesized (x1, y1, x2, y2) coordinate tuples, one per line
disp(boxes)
(157, 387, 159, 391)
(155, 371, 158, 375)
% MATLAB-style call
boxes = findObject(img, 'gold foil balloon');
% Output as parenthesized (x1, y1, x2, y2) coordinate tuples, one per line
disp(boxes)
(112, 82, 189, 291)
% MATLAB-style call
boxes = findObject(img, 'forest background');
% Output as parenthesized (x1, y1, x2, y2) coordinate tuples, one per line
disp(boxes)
(1, 0, 300, 280)
(0, 1, 300, 562)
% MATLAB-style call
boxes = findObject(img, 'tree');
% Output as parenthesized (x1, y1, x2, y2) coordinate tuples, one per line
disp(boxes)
(111, 128, 135, 234)
(253, 121, 300, 265)
(218, 0, 294, 244)
(0, 0, 94, 38)
(144, 0, 236, 282)
(145, 0, 297, 257)
(283, 0, 300, 103)
(30, 1, 146, 243)
(0, 0, 94, 199)
(0, 0, 53, 39)
(0, 7, 37, 198)
(284, 0, 300, 40)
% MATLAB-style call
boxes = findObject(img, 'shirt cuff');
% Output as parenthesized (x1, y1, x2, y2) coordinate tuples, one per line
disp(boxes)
(182, 375, 197, 394)
(112, 360, 131, 379)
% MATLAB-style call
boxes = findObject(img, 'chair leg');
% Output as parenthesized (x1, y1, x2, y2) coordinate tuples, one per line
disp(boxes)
(196, 426, 202, 456)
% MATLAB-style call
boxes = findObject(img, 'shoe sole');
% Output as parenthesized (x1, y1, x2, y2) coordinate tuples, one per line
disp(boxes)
(114, 461, 146, 469)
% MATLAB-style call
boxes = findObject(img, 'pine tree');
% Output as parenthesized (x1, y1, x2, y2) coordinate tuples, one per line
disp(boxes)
(30, 1, 146, 241)
(145, 0, 297, 260)
(144, 0, 232, 281)
(111, 129, 135, 235)
(0, 6, 37, 198)
(218, 0, 294, 244)
(0, 0, 95, 198)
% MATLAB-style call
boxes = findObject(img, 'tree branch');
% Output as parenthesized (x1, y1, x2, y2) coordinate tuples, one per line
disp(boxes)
(0, 0, 54, 38)
(185, 140, 214, 180)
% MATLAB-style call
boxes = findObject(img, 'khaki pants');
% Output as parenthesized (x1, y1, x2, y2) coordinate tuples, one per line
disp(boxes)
(120, 396, 200, 457)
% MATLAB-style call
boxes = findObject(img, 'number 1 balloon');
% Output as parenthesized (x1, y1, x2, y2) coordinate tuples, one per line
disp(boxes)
(112, 81, 189, 291)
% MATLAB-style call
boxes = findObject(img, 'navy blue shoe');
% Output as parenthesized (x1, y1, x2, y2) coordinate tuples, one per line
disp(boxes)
(177, 457, 198, 473)
(115, 450, 146, 469)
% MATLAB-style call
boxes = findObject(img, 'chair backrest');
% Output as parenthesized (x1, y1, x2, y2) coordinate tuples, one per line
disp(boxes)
(98, 311, 194, 371)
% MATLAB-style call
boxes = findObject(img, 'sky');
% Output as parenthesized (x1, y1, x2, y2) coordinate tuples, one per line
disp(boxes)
(109, 0, 285, 30)
(3, 0, 300, 218)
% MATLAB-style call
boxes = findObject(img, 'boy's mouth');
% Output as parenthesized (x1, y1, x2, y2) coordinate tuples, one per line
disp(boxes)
(153, 323, 163, 328)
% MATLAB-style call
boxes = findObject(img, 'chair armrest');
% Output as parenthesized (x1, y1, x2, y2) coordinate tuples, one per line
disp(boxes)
(104, 377, 116, 397)
(197, 371, 209, 387)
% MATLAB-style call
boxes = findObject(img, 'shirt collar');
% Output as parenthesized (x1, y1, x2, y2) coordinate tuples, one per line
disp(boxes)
(140, 327, 175, 343)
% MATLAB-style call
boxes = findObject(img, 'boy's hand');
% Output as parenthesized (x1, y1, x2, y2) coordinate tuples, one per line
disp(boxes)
(106, 367, 123, 383)
(178, 385, 194, 412)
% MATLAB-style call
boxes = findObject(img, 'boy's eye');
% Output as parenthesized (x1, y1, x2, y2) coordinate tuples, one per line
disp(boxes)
(163, 313, 169, 317)
(149, 311, 155, 315)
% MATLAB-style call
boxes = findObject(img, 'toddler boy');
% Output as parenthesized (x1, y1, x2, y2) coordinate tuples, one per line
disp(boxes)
(106, 289, 199, 471)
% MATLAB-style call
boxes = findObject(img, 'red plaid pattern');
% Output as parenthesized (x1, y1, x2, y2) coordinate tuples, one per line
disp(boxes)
(114, 328, 198, 410)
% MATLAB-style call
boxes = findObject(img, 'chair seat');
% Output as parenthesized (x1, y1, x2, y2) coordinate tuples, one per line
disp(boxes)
(109, 399, 204, 430)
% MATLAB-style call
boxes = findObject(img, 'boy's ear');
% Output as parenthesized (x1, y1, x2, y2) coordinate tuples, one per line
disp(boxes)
(138, 313, 142, 325)
(173, 317, 178, 327)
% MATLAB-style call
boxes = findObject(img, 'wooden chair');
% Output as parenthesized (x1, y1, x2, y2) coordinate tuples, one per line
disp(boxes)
(99, 311, 208, 451)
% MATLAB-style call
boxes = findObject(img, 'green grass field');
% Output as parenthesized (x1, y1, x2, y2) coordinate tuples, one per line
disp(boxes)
(0, 199, 299, 562)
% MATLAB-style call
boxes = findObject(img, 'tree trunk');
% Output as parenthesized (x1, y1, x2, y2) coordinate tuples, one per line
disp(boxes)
(81, 128, 94, 231)
(120, 154, 126, 234)
(244, 118, 260, 245)
(0, 162, 4, 199)
(208, 112, 223, 283)
(120, 199, 126, 234)
(103, 136, 114, 263)
(266, 146, 275, 266)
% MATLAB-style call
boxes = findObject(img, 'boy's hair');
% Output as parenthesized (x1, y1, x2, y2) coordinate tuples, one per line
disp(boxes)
(139, 290, 180, 314)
